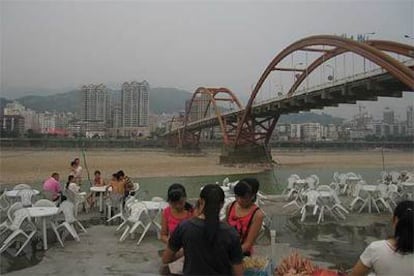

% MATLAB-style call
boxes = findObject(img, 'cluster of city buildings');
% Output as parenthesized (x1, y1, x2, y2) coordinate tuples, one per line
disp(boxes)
(1, 83, 413, 142)
(0, 81, 155, 138)
(272, 106, 414, 142)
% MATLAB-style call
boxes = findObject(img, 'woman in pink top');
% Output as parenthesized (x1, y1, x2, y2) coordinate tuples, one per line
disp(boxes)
(160, 183, 193, 244)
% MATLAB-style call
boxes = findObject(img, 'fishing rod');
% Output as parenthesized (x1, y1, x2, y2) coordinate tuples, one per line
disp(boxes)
(79, 136, 92, 187)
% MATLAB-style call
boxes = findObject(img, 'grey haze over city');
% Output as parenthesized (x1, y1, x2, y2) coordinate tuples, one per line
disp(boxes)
(1, 0, 413, 119)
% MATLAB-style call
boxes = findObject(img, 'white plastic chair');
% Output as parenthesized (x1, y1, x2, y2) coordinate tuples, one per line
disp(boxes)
(387, 184, 401, 207)
(119, 202, 152, 245)
(305, 175, 318, 190)
(129, 182, 140, 196)
(0, 189, 10, 212)
(7, 202, 24, 224)
(389, 171, 401, 184)
(0, 208, 37, 256)
(105, 193, 124, 220)
(65, 189, 88, 217)
(55, 201, 87, 243)
(374, 184, 393, 213)
(16, 189, 37, 207)
(13, 184, 31, 190)
(222, 177, 230, 187)
(107, 196, 139, 232)
(283, 175, 301, 200)
(1, 202, 23, 235)
(350, 183, 368, 211)
(300, 190, 320, 222)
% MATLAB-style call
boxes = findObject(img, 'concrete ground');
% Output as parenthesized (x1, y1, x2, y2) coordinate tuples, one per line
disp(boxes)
(1, 195, 391, 275)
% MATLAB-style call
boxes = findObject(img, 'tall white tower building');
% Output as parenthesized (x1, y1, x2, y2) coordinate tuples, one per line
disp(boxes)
(121, 81, 150, 127)
(80, 84, 110, 124)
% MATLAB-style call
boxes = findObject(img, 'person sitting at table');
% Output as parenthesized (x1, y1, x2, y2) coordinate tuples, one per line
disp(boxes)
(162, 184, 243, 276)
(226, 178, 264, 256)
(107, 173, 124, 194)
(43, 172, 62, 202)
(351, 200, 414, 276)
(94, 170, 105, 187)
(160, 183, 194, 244)
(88, 170, 105, 207)
(117, 170, 134, 198)
(66, 175, 81, 193)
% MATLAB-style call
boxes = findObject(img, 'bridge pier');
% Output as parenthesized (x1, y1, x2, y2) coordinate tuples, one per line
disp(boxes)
(219, 144, 271, 164)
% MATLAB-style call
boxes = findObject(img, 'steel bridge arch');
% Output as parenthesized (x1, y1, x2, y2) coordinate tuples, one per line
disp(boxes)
(181, 87, 243, 146)
(236, 35, 414, 145)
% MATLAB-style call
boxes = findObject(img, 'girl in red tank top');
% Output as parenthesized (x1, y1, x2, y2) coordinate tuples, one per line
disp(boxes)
(160, 183, 193, 244)
(226, 179, 264, 256)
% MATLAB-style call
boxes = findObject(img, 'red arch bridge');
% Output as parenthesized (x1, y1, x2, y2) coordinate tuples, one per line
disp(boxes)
(163, 35, 414, 163)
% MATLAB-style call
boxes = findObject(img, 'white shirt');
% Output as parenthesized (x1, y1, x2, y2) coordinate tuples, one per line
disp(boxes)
(68, 182, 80, 193)
(360, 240, 414, 276)
(74, 166, 82, 178)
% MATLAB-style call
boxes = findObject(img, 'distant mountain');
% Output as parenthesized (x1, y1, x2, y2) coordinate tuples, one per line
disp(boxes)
(7, 87, 192, 114)
(149, 87, 191, 113)
(16, 90, 80, 113)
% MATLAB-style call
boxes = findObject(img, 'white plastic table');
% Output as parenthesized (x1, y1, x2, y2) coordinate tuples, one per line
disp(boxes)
(26, 207, 59, 250)
(5, 189, 40, 197)
(90, 186, 108, 212)
(359, 185, 379, 214)
(142, 201, 168, 235)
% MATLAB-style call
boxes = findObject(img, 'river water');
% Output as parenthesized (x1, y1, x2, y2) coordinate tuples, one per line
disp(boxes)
(1, 164, 411, 274)
(134, 165, 411, 199)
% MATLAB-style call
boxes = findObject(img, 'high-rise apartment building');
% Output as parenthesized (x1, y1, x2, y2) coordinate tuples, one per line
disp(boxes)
(121, 81, 149, 127)
(407, 106, 413, 128)
(383, 107, 394, 125)
(80, 84, 110, 124)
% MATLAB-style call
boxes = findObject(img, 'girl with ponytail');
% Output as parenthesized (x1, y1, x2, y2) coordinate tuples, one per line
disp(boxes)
(351, 200, 414, 276)
(162, 184, 244, 275)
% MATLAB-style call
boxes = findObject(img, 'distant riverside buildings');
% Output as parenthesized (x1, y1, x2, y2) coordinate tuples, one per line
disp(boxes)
(1, 90, 413, 142)
(121, 81, 149, 127)
(79, 84, 111, 124)
(76, 81, 150, 137)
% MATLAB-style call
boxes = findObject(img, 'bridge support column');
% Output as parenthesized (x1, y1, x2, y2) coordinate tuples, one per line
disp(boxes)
(219, 144, 271, 164)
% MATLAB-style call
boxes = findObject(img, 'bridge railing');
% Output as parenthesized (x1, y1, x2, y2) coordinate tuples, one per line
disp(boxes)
(254, 58, 414, 105)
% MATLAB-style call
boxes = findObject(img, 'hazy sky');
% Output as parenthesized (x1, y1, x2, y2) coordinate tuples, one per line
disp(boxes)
(1, 0, 413, 118)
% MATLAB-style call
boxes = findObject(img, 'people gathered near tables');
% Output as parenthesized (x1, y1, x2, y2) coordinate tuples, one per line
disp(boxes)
(42, 172, 62, 202)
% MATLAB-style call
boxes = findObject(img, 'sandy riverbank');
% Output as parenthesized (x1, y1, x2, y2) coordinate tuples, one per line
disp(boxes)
(0, 148, 412, 184)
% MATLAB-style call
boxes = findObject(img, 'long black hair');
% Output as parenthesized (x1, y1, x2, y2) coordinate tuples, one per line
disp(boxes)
(167, 183, 192, 211)
(200, 184, 224, 244)
(394, 200, 414, 254)
(237, 177, 260, 202)
(66, 175, 74, 189)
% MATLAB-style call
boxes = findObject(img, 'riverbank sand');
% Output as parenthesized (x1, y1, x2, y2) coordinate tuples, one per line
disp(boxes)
(0, 148, 412, 184)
